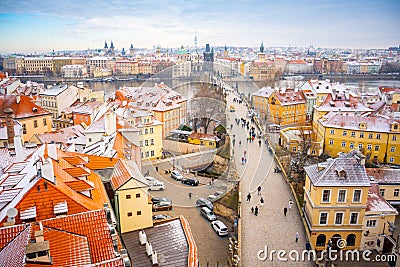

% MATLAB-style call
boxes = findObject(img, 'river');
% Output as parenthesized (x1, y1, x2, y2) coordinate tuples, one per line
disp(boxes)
(25, 76, 400, 100)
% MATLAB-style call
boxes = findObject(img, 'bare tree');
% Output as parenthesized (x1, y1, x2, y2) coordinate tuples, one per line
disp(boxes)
(290, 127, 313, 182)
(190, 83, 225, 134)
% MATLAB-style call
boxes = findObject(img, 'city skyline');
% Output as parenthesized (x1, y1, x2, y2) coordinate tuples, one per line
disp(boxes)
(0, 0, 399, 54)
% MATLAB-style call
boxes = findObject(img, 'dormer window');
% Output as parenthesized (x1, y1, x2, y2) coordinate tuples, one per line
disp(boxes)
(335, 166, 346, 178)
(359, 122, 366, 129)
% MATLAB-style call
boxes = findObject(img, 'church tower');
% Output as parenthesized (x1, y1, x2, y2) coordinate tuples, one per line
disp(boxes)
(129, 44, 135, 56)
(258, 41, 266, 62)
(103, 41, 108, 54)
(223, 44, 228, 58)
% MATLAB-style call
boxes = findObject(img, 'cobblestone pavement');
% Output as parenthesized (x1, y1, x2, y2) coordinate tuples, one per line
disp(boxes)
(226, 90, 312, 267)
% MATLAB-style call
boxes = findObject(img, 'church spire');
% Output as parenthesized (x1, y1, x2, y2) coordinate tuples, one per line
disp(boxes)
(104, 41, 108, 49)
(260, 41, 264, 53)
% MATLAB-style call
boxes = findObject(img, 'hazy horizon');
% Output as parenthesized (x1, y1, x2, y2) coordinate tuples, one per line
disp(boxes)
(0, 0, 399, 54)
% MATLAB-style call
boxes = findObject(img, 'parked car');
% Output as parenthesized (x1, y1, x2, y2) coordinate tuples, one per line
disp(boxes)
(152, 201, 172, 211)
(151, 197, 172, 204)
(181, 177, 199, 186)
(211, 220, 229, 236)
(196, 198, 213, 210)
(207, 191, 224, 202)
(200, 207, 217, 221)
(171, 170, 183, 181)
(152, 214, 172, 221)
(145, 176, 165, 191)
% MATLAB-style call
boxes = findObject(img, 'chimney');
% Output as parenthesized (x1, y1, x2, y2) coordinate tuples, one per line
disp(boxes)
(16, 95, 21, 104)
(104, 111, 116, 136)
(14, 135, 24, 162)
(4, 108, 15, 146)
(47, 142, 57, 160)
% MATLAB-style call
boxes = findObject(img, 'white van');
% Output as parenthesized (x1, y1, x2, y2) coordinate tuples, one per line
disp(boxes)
(145, 177, 166, 191)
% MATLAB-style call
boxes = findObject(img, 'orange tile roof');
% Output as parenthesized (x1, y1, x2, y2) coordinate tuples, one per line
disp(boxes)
(110, 160, 132, 190)
(65, 180, 95, 192)
(3, 150, 111, 225)
(77, 153, 119, 170)
(112, 132, 126, 159)
(63, 156, 88, 166)
(64, 167, 90, 177)
(0, 95, 50, 119)
(32, 226, 92, 266)
(42, 209, 118, 264)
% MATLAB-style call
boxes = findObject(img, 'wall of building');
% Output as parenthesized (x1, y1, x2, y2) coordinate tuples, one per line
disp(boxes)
(116, 180, 152, 233)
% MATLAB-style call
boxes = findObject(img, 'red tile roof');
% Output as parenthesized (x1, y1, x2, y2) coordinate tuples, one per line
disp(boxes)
(0, 95, 50, 119)
(42, 209, 118, 264)
(0, 224, 30, 267)
(0, 224, 28, 250)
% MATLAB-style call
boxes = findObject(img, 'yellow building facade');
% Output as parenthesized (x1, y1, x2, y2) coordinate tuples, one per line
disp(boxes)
(268, 89, 307, 126)
(137, 113, 163, 160)
(316, 114, 400, 164)
(303, 152, 371, 251)
(113, 161, 153, 234)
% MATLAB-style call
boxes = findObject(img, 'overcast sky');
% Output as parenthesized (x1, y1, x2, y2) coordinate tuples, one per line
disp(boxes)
(0, 0, 399, 54)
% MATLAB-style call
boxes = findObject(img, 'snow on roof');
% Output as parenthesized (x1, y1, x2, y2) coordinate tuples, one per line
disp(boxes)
(39, 84, 68, 96)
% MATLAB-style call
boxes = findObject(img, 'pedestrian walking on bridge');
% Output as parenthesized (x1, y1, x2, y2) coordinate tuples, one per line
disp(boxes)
(254, 206, 258, 216)
(284, 207, 288, 216)
(257, 186, 261, 195)
(247, 193, 251, 202)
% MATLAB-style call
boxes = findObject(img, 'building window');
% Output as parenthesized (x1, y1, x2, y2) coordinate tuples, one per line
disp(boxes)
(136, 193, 140, 198)
(319, 212, 328, 225)
(127, 212, 132, 217)
(353, 189, 361, 202)
(346, 234, 356, 246)
(368, 133, 373, 139)
(126, 195, 131, 199)
(141, 152, 143, 158)
(150, 127, 154, 134)
(338, 190, 346, 203)
(150, 139, 154, 145)
(151, 150, 154, 156)
(350, 142, 354, 148)
(366, 220, 377, 227)
(342, 130, 347, 136)
(139, 141, 143, 147)
(146, 151, 149, 157)
(380, 189, 385, 197)
(330, 129, 335, 135)
(349, 213, 358, 224)
(341, 141, 346, 147)
(33, 120, 38, 128)
(367, 144, 372, 150)
(390, 157, 394, 163)
(394, 189, 399, 197)
(391, 146, 395, 152)
(292, 147, 297, 152)
(329, 140, 334, 145)
(316, 234, 326, 247)
(360, 133, 364, 138)
(351, 131, 355, 137)
(145, 129, 148, 135)
(23, 124, 27, 134)
(322, 190, 331, 203)
(376, 134, 381, 140)
(137, 211, 142, 216)
(335, 212, 344, 225)
(358, 143, 363, 149)
(145, 140, 148, 146)
(392, 135, 397, 141)
(43, 118, 47, 126)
